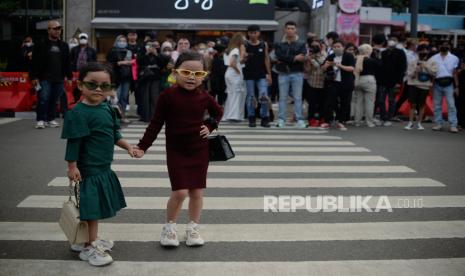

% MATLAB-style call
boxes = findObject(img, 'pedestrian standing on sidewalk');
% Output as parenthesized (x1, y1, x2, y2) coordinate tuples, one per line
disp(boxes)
(275, 21, 307, 128)
(222, 33, 247, 122)
(134, 51, 223, 247)
(429, 41, 460, 133)
(62, 62, 134, 266)
(30, 20, 72, 129)
(404, 44, 438, 130)
(243, 24, 272, 128)
(353, 44, 377, 128)
(320, 40, 355, 131)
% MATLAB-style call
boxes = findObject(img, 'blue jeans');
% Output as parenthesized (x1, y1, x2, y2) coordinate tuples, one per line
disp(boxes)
(117, 81, 131, 112)
(433, 84, 457, 127)
(376, 85, 396, 121)
(246, 78, 269, 119)
(278, 73, 304, 121)
(37, 80, 64, 122)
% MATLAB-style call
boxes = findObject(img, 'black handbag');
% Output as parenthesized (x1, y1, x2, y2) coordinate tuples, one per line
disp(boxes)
(208, 134, 235, 161)
(435, 77, 454, 87)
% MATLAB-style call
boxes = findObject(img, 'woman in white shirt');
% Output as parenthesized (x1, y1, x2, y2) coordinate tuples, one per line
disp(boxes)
(222, 33, 247, 121)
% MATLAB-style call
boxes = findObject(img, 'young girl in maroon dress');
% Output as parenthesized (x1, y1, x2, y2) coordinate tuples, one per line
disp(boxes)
(134, 51, 223, 247)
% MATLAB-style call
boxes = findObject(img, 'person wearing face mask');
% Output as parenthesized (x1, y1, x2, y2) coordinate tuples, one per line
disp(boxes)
(107, 35, 133, 123)
(375, 35, 407, 127)
(17, 35, 34, 72)
(404, 44, 438, 130)
(303, 39, 327, 127)
(136, 41, 170, 122)
(172, 38, 191, 63)
(159, 41, 175, 90)
(320, 40, 355, 131)
(429, 41, 460, 133)
(70, 33, 97, 72)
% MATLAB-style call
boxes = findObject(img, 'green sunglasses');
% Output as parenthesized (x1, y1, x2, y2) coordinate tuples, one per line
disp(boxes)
(81, 81, 116, 92)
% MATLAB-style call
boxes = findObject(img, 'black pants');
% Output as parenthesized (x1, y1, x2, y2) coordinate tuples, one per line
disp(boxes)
(395, 83, 410, 115)
(456, 88, 465, 128)
(303, 81, 325, 120)
(323, 81, 353, 123)
(138, 79, 160, 122)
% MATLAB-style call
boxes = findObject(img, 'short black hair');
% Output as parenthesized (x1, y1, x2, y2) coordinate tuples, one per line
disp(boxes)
(78, 62, 115, 84)
(332, 39, 344, 47)
(284, 21, 297, 27)
(247, 24, 260, 32)
(372, 33, 387, 45)
(127, 29, 137, 35)
(417, 44, 429, 52)
(174, 51, 206, 70)
(326, 31, 339, 40)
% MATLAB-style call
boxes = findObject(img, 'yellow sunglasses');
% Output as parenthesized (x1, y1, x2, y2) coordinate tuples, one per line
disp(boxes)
(175, 69, 209, 79)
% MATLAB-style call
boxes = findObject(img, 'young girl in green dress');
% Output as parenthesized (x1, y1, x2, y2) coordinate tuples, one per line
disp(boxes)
(61, 62, 134, 266)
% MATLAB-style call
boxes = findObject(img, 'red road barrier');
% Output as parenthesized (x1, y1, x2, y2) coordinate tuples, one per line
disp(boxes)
(0, 72, 79, 112)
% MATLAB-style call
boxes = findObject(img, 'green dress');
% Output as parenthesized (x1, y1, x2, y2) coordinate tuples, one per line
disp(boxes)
(61, 101, 127, 221)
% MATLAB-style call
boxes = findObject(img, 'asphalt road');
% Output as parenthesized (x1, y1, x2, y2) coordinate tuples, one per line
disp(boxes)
(1, 117, 465, 276)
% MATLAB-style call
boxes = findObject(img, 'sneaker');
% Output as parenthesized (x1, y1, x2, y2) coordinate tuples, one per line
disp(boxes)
(417, 123, 425, 131)
(404, 122, 414, 130)
(319, 123, 330, 130)
(450, 127, 459, 133)
(373, 119, 382, 126)
(35, 120, 46, 129)
(121, 118, 131, 124)
(248, 117, 256, 128)
(79, 242, 113, 266)
(260, 118, 271, 128)
(71, 238, 114, 252)
(277, 119, 285, 128)
(383, 121, 392, 127)
(367, 122, 376, 128)
(296, 120, 307, 129)
(48, 120, 60, 128)
(432, 125, 442, 131)
(186, 221, 204, 247)
(336, 122, 347, 131)
(160, 222, 179, 247)
(309, 119, 319, 128)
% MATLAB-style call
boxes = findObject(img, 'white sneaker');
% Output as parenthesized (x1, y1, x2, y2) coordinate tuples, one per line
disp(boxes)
(277, 119, 285, 128)
(404, 122, 414, 130)
(35, 121, 46, 129)
(295, 120, 307, 129)
(367, 122, 376, 128)
(160, 222, 179, 247)
(417, 123, 425, 130)
(383, 121, 392, 127)
(79, 242, 113, 266)
(48, 120, 60, 128)
(186, 221, 204, 247)
(71, 238, 114, 252)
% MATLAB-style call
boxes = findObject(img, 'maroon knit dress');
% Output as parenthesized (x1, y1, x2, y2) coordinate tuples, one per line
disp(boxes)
(137, 86, 223, 191)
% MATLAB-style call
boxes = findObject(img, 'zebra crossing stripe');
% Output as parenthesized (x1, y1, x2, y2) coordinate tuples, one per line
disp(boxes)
(123, 140, 355, 146)
(0, 118, 20, 125)
(47, 177, 445, 188)
(1, 258, 465, 276)
(2, 221, 465, 242)
(109, 165, 414, 173)
(121, 129, 329, 134)
(121, 133, 342, 139)
(114, 146, 371, 152)
(113, 154, 388, 162)
(17, 195, 465, 209)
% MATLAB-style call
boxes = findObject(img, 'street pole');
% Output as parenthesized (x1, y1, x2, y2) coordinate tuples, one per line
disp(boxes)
(410, 0, 418, 38)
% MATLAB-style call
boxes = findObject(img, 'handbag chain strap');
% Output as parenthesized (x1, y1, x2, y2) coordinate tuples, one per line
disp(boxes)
(68, 180, 81, 208)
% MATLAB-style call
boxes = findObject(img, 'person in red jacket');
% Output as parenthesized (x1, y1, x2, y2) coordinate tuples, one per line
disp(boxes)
(134, 51, 223, 247)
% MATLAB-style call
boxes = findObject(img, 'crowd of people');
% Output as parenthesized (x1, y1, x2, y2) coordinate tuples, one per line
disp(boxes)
(9, 20, 465, 133)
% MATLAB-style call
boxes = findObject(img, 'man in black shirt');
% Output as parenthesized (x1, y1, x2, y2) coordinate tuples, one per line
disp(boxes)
(30, 20, 72, 129)
(244, 25, 272, 127)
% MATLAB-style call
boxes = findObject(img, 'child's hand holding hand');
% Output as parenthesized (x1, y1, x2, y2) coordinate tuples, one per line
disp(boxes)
(127, 145, 135, 158)
(200, 125, 210, 139)
(132, 146, 145, 158)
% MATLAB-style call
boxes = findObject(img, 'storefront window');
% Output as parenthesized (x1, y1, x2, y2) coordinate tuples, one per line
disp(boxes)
(419, 0, 446, 15)
(448, 0, 465, 15)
